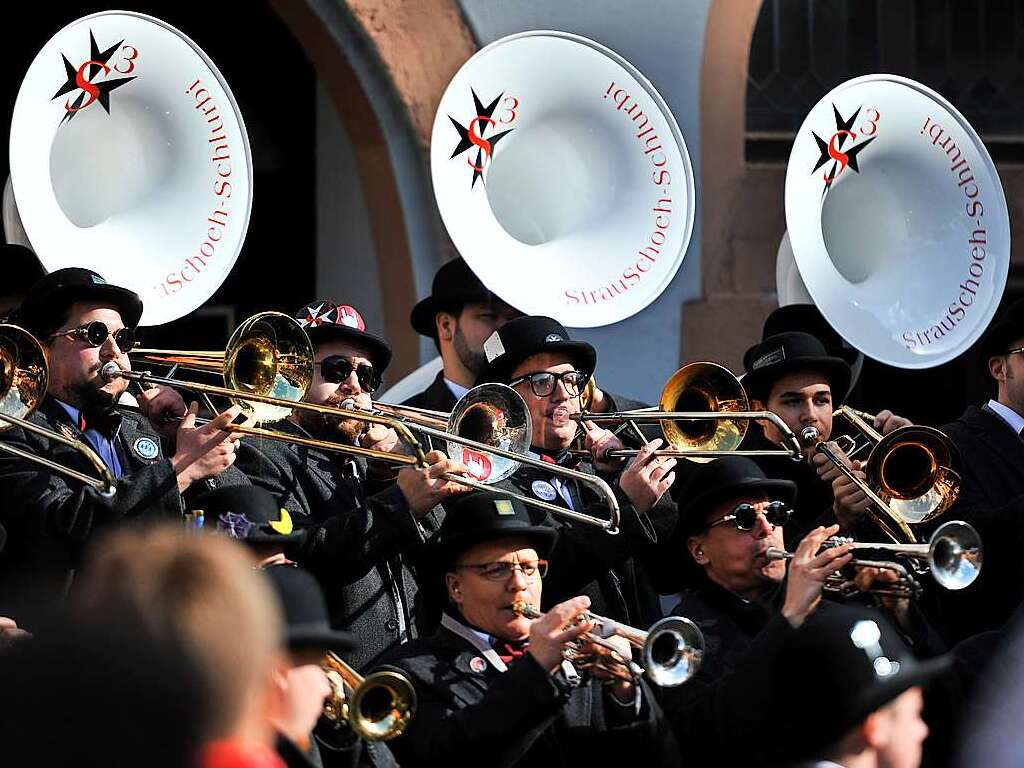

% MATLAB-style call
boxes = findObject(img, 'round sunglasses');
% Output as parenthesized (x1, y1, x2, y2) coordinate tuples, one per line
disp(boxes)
(706, 500, 791, 532)
(317, 355, 380, 393)
(49, 321, 137, 352)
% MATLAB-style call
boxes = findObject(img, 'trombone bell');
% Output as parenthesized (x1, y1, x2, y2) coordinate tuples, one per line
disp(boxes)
(869, 426, 961, 525)
(446, 383, 532, 482)
(659, 362, 748, 463)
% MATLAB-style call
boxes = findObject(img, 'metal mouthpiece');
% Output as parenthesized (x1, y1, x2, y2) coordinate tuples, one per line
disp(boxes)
(100, 362, 124, 382)
(800, 426, 819, 445)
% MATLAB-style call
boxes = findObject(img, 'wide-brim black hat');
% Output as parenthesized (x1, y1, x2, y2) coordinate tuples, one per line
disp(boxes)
(410, 257, 502, 338)
(742, 331, 851, 404)
(774, 606, 951, 761)
(672, 456, 797, 538)
(293, 301, 392, 373)
(193, 485, 305, 546)
(427, 490, 558, 570)
(14, 267, 143, 337)
(263, 565, 355, 652)
(979, 297, 1024, 370)
(475, 315, 596, 386)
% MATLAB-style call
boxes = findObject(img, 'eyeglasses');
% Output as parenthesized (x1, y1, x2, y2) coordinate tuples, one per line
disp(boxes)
(1003, 346, 1024, 356)
(49, 321, 137, 352)
(706, 501, 791, 532)
(509, 370, 589, 398)
(452, 560, 549, 582)
(317, 356, 380, 393)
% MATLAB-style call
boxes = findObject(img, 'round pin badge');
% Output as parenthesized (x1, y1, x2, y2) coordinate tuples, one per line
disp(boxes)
(531, 480, 558, 502)
(469, 656, 487, 673)
(132, 436, 160, 460)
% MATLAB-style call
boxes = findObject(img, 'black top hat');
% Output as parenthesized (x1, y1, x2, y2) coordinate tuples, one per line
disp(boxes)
(14, 267, 143, 338)
(193, 485, 304, 546)
(410, 257, 508, 338)
(742, 331, 851, 404)
(774, 606, 951, 760)
(0, 244, 44, 296)
(263, 565, 355, 652)
(475, 315, 596, 386)
(293, 300, 392, 373)
(427, 490, 557, 569)
(671, 456, 797, 538)
(979, 297, 1024, 370)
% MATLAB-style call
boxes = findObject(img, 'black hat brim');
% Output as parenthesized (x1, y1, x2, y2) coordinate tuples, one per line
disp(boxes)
(305, 325, 393, 373)
(23, 283, 143, 330)
(476, 340, 597, 386)
(743, 356, 851, 404)
(243, 529, 306, 546)
(287, 623, 356, 652)
(411, 292, 494, 339)
(678, 477, 798, 537)
(429, 524, 558, 572)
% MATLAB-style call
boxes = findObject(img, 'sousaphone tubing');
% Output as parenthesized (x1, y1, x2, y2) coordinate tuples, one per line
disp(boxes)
(9, 11, 253, 325)
(431, 31, 695, 328)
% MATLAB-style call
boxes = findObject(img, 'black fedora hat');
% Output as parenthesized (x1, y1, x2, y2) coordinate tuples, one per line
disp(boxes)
(293, 300, 392, 374)
(192, 485, 304, 546)
(774, 606, 951, 761)
(428, 490, 557, 570)
(742, 331, 851, 404)
(410, 257, 510, 339)
(14, 267, 143, 338)
(979, 297, 1024, 372)
(263, 565, 354, 652)
(475, 315, 596, 386)
(672, 456, 797, 538)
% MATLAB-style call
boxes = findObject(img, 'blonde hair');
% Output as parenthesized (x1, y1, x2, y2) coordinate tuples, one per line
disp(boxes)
(75, 526, 283, 741)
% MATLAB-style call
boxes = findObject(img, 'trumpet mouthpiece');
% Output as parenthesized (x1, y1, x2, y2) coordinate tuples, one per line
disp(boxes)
(799, 426, 819, 445)
(340, 398, 356, 411)
(100, 362, 123, 382)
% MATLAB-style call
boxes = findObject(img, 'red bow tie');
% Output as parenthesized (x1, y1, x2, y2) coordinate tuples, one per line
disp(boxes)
(491, 638, 530, 665)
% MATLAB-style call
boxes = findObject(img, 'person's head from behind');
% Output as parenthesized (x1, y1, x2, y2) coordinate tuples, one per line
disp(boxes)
(75, 525, 285, 746)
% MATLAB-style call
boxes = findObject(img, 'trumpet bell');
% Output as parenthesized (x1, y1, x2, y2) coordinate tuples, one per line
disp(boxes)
(659, 362, 748, 463)
(870, 426, 961, 524)
(0, 324, 47, 429)
(446, 383, 532, 483)
(223, 312, 313, 423)
(929, 520, 982, 590)
(643, 615, 705, 688)
(349, 670, 417, 742)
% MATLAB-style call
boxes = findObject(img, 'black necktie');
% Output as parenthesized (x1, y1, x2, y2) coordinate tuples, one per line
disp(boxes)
(78, 409, 122, 440)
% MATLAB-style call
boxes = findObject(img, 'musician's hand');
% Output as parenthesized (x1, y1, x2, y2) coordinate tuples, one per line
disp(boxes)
(172, 403, 244, 492)
(582, 419, 625, 472)
(873, 409, 912, 435)
(854, 566, 913, 630)
(361, 424, 400, 454)
(0, 616, 30, 649)
(528, 596, 593, 673)
(396, 450, 472, 517)
(782, 524, 852, 628)
(832, 460, 870, 532)
(618, 438, 677, 513)
(580, 633, 636, 702)
(811, 440, 852, 484)
(136, 384, 187, 442)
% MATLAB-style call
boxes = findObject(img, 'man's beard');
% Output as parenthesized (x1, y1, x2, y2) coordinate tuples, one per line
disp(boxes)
(453, 325, 488, 378)
(73, 372, 120, 414)
(293, 392, 364, 444)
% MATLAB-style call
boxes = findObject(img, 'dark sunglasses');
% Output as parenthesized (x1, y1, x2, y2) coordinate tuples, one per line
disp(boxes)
(509, 370, 589, 398)
(317, 355, 380, 393)
(50, 321, 137, 352)
(707, 500, 791, 532)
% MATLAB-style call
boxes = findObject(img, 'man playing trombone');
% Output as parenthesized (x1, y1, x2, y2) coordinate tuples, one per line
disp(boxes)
(235, 300, 471, 671)
(0, 267, 243, 614)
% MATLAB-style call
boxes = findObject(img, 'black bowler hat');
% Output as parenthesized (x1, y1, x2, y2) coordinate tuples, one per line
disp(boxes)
(293, 300, 392, 373)
(762, 304, 863, 397)
(410, 257, 512, 339)
(475, 315, 596, 386)
(742, 331, 851, 404)
(263, 565, 355, 652)
(193, 485, 304, 546)
(672, 456, 797, 538)
(428, 490, 557, 569)
(0, 244, 44, 296)
(774, 607, 951, 761)
(979, 298, 1024, 372)
(13, 267, 143, 338)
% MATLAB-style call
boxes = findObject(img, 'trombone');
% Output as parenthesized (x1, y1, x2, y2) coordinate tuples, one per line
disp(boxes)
(120, 312, 620, 531)
(0, 325, 116, 496)
(766, 519, 983, 597)
(321, 651, 416, 742)
(802, 411, 961, 543)
(570, 362, 804, 462)
(511, 601, 704, 687)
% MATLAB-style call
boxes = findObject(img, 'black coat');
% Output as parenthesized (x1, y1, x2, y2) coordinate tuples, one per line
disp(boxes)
(402, 371, 458, 414)
(378, 614, 678, 767)
(235, 422, 445, 671)
(0, 398, 185, 615)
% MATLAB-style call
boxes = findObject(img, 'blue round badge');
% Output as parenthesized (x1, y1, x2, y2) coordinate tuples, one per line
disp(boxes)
(531, 480, 558, 502)
(132, 436, 160, 461)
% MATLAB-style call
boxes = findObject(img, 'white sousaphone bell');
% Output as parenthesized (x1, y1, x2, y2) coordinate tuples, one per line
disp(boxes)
(783, 74, 1009, 369)
(431, 31, 695, 328)
(8, 11, 253, 326)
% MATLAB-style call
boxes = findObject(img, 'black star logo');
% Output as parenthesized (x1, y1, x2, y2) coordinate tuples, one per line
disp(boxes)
(448, 89, 514, 188)
(51, 30, 136, 125)
(810, 104, 876, 196)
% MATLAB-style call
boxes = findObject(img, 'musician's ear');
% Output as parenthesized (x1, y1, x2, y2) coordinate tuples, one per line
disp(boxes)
(687, 535, 708, 565)
(445, 571, 464, 605)
(437, 311, 457, 343)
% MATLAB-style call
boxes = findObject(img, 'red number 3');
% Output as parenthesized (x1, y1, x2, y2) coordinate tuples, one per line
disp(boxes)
(860, 108, 880, 137)
(114, 45, 139, 75)
(500, 95, 518, 124)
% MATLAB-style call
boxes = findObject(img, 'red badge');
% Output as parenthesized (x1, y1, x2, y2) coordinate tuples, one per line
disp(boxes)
(461, 448, 493, 481)
(469, 656, 487, 673)
(335, 305, 366, 330)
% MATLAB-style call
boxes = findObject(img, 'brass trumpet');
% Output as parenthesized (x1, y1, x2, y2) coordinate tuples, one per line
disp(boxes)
(511, 601, 704, 687)
(766, 519, 983, 596)
(0, 324, 116, 495)
(571, 362, 804, 462)
(321, 651, 416, 742)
